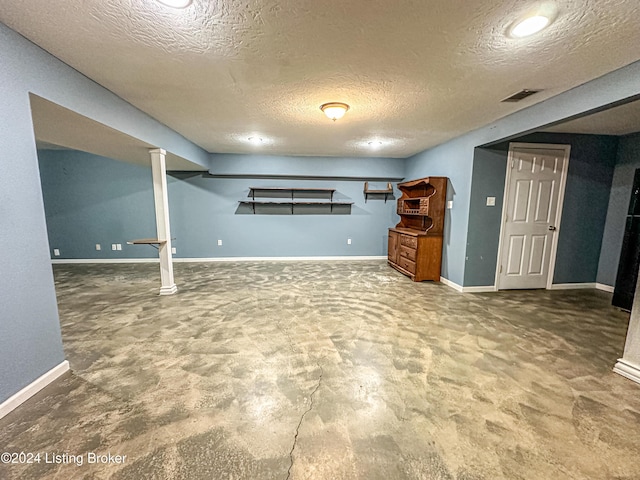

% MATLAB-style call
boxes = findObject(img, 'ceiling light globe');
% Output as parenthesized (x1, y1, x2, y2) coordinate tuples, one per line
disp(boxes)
(320, 102, 350, 121)
(511, 15, 550, 37)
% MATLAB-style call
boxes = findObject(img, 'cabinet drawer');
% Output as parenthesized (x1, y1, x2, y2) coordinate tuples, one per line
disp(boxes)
(398, 256, 416, 273)
(399, 245, 417, 261)
(400, 235, 417, 248)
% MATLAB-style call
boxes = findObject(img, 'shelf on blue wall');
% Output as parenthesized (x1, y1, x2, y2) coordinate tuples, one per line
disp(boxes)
(239, 187, 353, 214)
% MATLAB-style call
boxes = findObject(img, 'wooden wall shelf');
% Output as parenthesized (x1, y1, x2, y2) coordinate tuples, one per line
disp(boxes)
(240, 187, 352, 214)
(127, 238, 170, 250)
(239, 200, 353, 214)
(127, 238, 167, 245)
(249, 187, 336, 200)
(364, 182, 394, 203)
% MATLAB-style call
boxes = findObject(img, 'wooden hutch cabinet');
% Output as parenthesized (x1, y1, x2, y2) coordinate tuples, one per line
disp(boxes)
(388, 177, 447, 282)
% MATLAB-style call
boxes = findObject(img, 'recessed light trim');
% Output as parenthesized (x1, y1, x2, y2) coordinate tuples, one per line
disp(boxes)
(510, 14, 550, 37)
(320, 102, 350, 121)
(156, 0, 192, 9)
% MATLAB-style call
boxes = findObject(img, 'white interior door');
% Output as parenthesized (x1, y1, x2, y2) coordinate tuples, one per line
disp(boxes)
(498, 144, 569, 290)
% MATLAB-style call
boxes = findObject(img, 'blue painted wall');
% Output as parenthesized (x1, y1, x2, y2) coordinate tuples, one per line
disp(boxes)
(464, 134, 618, 287)
(0, 62, 65, 405)
(0, 23, 207, 404)
(210, 153, 404, 180)
(405, 143, 469, 285)
(406, 60, 640, 287)
(3, 13, 640, 407)
(37, 151, 402, 259)
(598, 132, 640, 287)
(463, 147, 508, 287)
(38, 150, 158, 259)
(535, 134, 618, 284)
(169, 174, 399, 258)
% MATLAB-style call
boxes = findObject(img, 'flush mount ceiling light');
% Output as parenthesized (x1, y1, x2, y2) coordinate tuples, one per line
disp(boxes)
(247, 136, 264, 145)
(508, 3, 559, 39)
(156, 0, 192, 8)
(367, 141, 384, 148)
(320, 102, 350, 121)
(510, 14, 551, 37)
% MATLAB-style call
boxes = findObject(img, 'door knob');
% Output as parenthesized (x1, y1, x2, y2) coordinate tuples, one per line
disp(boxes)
(548, 225, 557, 231)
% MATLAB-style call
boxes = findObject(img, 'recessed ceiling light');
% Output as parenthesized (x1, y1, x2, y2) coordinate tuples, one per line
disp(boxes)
(510, 14, 551, 38)
(320, 102, 350, 121)
(156, 0, 192, 9)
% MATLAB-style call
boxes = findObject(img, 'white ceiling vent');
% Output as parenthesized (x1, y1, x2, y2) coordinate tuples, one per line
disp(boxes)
(501, 89, 542, 102)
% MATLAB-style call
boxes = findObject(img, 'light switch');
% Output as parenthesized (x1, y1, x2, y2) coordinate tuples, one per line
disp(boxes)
(116, 244, 122, 251)
(486, 196, 496, 206)
(111, 244, 117, 251)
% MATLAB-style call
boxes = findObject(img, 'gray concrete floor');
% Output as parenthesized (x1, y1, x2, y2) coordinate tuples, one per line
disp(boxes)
(1, 261, 639, 479)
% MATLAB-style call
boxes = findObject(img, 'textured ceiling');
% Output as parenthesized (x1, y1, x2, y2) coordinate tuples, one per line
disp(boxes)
(542, 99, 640, 136)
(2, 0, 640, 158)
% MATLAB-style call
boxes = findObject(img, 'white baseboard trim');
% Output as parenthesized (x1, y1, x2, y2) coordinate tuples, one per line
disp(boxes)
(439, 277, 496, 293)
(549, 283, 615, 292)
(613, 359, 640, 385)
(52, 256, 387, 264)
(0, 360, 70, 420)
(439, 277, 463, 292)
(52, 258, 159, 264)
(172, 256, 388, 262)
(462, 285, 498, 293)
(549, 282, 597, 290)
(596, 283, 615, 293)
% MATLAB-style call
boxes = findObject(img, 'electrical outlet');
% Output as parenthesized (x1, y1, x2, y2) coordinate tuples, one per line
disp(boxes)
(347, 238, 352, 245)
(116, 244, 122, 251)
(171, 247, 176, 254)
(111, 244, 117, 251)
(95, 244, 101, 251)
(53, 249, 60, 256)
(217, 239, 223, 246)
(486, 196, 496, 206)
(447, 200, 453, 209)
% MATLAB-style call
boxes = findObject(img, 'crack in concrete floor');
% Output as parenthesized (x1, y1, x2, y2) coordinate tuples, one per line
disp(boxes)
(1, 262, 640, 479)
(286, 363, 324, 480)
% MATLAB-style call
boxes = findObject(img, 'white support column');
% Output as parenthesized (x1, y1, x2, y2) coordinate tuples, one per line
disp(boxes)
(613, 265, 640, 384)
(150, 148, 177, 295)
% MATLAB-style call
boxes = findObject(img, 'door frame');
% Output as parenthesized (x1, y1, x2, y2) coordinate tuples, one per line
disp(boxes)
(494, 142, 571, 290)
